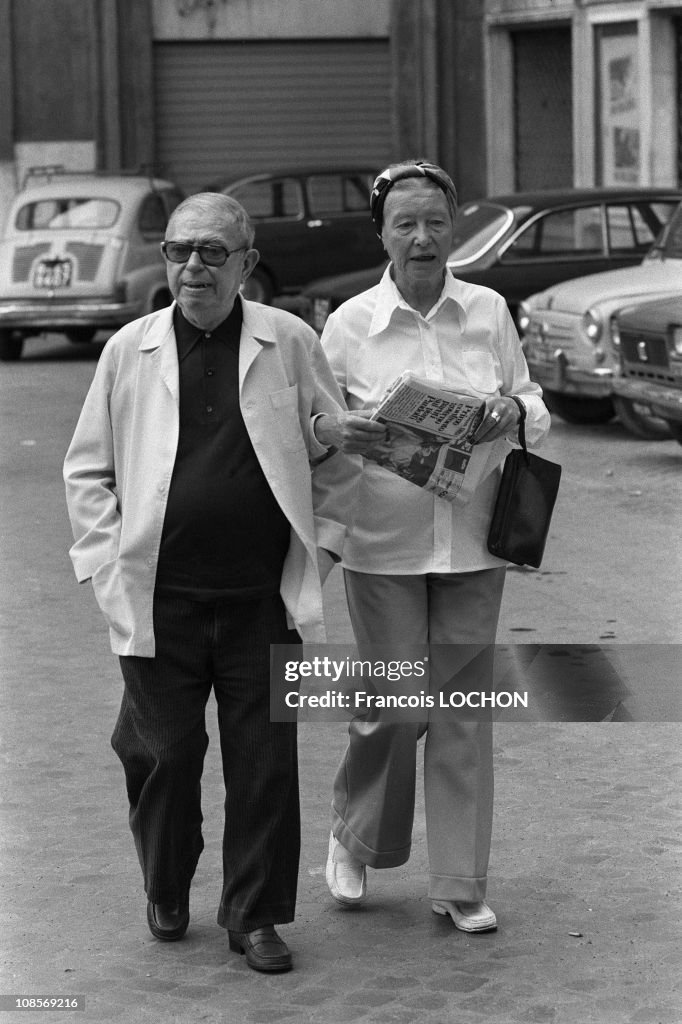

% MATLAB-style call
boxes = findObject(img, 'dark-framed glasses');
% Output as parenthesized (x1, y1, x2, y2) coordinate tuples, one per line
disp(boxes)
(161, 241, 246, 267)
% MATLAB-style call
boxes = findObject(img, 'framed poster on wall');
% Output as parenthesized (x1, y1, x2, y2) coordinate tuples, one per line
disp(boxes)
(595, 23, 640, 186)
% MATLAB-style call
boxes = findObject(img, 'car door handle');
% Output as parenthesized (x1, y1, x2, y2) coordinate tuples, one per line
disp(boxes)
(307, 219, 330, 228)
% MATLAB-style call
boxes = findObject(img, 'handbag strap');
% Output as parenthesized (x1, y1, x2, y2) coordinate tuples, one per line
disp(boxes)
(509, 396, 529, 461)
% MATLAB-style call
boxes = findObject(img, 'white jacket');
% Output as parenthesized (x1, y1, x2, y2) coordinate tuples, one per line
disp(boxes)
(64, 301, 358, 655)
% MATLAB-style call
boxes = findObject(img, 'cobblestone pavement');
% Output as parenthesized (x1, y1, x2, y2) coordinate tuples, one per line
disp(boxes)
(1, 346, 680, 1024)
(2, 587, 680, 1023)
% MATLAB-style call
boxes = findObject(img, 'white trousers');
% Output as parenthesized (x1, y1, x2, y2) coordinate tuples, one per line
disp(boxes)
(332, 567, 506, 901)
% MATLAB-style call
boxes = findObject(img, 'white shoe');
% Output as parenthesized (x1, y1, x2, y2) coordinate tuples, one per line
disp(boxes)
(432, 899, 497, 932)
(325, 832, 367, 906)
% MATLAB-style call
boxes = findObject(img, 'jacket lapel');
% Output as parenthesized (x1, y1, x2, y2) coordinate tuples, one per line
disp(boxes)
(138, 305, 179, 405)
(239, 299, 277, 390)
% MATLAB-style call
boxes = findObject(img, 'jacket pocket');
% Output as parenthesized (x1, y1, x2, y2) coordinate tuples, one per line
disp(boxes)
(269, 385, 306, 452)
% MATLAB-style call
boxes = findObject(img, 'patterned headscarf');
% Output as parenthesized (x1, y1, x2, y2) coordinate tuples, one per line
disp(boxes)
(370, 160, 458, 235)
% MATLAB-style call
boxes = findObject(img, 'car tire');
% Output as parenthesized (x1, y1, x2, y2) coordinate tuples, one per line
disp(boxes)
(241, 267, 274, 305)
(544, 391, 615, 425)
(612, 395, 672, 441)
(666, 421, 682, 446)
(66, 328, 96, 345)
(0, 330, 24, 362)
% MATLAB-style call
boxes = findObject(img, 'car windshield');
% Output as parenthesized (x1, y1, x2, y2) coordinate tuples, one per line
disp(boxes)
(448, 202, 521, 264)
(16, 198, 120, 230)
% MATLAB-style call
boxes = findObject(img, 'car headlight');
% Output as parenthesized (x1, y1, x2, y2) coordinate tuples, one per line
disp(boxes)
(671, 326, 682, 356)
(517, 301, 531, 333)
(581, 309, 603, 344)
(609, 315, 621, 348)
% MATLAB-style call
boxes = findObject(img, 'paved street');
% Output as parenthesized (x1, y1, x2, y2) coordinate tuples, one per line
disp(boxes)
(1, 334, 680, 1024)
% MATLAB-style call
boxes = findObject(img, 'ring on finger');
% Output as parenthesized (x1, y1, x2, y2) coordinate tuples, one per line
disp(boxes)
(490, 410, 501, 422)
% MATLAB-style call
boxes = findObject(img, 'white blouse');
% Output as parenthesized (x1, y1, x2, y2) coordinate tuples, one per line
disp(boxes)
(320, 267, 551, 574)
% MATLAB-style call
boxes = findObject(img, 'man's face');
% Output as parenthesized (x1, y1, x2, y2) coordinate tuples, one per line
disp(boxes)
(381, 180, 455, 290)
(165, 206, 259, 331)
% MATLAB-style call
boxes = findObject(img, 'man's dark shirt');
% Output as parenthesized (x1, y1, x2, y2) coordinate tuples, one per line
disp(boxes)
(155, 299, 291, 600)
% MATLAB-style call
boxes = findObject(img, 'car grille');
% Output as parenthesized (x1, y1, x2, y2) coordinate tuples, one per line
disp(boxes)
(620, 330, 676, 383)
(621, 332, 668, 368)
(12, 244, 51, 282)
(536, 313, 577, 345)
(526, 312, 578, 358)
(65, 243, 105, 282)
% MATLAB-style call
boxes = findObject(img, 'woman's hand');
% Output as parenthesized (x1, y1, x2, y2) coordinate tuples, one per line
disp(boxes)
(473, 397, 522, 444)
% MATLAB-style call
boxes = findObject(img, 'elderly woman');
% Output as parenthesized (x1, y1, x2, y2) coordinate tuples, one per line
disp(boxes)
(313, 160, 550, 933)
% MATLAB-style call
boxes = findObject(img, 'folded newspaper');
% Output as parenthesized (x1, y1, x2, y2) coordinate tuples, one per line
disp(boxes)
(365, 372, 486, 501)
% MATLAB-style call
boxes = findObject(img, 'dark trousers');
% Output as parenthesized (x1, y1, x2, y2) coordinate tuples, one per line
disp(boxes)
(112, 592, 301, 931)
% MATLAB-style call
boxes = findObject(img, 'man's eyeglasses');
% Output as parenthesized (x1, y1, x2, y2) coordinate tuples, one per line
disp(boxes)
(161, 241, 246, 267)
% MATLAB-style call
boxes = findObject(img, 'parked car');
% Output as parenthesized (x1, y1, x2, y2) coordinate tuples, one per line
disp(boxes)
(207, 168, 386, 303)
(0, 168, 184, 361)
(301, 187, 682, 333)
(612, 295, 682, 445)
(521, 199, 682, 439)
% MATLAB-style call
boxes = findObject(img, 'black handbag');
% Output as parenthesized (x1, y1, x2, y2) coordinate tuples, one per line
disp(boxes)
(487, 396, 561, 568)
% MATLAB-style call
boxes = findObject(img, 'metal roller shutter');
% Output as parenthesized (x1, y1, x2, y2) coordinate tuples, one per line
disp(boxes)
(153, 39, 391, 194)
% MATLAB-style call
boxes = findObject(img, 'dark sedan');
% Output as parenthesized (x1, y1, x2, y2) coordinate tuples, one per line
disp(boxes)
(206, 167, 386, 303)
(301, 187, 682, 332)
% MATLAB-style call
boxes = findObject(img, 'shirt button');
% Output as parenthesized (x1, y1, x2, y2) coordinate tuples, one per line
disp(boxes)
(206, 405, 213, 413)
(205, 332, 212, 339)
(146, 557, 154, 567)
(206, 369, 214, 376)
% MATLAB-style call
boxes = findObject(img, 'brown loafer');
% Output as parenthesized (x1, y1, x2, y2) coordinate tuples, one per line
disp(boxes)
(228, 925, 292, 972)
(146, 899, 190, 941)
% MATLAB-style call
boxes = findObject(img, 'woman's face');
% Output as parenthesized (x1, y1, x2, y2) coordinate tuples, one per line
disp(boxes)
(380, 180, 455, 292)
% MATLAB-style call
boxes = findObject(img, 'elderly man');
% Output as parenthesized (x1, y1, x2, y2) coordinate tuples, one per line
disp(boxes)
(314, 161, 550, 933)
(64, 192, 356, 972)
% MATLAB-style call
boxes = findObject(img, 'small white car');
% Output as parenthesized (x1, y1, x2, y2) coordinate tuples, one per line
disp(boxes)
(520, 200, 682, 439)
(0, 169, 184, 360)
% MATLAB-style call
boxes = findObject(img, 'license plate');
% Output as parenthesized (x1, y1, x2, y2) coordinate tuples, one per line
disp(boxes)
(33, 259, 73, 288)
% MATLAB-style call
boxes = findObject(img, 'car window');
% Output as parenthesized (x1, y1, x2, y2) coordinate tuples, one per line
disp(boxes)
(307, 173, 371, 215)
(344, 174, 373, 211)
(507, 206, 603, 258)
(138, 194, 168, 236)
(605, 204, 643, 253)
(16, 198, 120, 230)
(163, 189, 185, 218)
(227, 179, 303, 220)
(448, 202, 517, 264)
(648, 201, 680, 231)
(606, 201, 678, 252)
